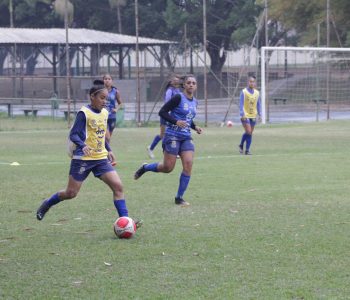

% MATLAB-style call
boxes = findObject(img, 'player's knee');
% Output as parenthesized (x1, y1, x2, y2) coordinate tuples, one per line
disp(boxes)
(162, 164, 174, 173)
(65, 189, 78, 199)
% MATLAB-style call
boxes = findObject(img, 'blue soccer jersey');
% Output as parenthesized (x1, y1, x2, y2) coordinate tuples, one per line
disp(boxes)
(159, 93, 198, 138)
(106, 87, 118, 120)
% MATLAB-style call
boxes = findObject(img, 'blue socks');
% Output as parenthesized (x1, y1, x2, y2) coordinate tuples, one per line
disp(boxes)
(240, 133, 247, 147)
(246, 134, 252, 151)
(46, 192, 61, 207)
(113, 199, 128, 217)
(176, 172, 191, 198)
(150, 135, 162, 151)
(144, 163, 159, 172)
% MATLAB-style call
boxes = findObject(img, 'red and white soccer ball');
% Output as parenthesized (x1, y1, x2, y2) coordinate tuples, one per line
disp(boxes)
(226, 120, 233, 127)
(113, 217, 136, 239)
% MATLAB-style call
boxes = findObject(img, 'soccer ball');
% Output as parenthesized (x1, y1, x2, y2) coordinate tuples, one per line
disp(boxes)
(226, 120, 233, 127)
(113, 217, 136, 239)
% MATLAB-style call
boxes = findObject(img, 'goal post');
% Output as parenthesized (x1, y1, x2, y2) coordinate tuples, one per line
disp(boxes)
(260, 46, 350, 124)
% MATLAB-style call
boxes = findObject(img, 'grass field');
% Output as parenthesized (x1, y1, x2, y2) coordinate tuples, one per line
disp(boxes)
(0, 118, 349, 299)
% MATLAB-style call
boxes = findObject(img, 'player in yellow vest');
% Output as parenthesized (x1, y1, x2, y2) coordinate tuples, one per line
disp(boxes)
(238, 75, 261, 155)
(36, 80, 141, 229)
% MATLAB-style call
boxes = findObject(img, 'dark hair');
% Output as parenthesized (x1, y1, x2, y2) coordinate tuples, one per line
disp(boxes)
(248, 74, 256, 80)
(102, 73, 113, 80)
(183, 74, 196, 82)
(89, 79, 106, 96)
(165, 74, 181, 91)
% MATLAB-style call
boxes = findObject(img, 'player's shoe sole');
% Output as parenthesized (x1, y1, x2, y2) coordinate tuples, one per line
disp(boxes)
(134, 163, 147, 180)
(36, 200, 50, 221)
(175, 197, 190, 207)
(146, 146, 155, 159)
(245, 150, 252, 155)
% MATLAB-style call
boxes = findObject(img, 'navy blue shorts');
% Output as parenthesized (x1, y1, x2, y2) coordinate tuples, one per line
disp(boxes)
(107, 118, 116, 133)
(69, 159, 115, 181)
(162, 135, 195, 156)
(241, 118, 257, 126)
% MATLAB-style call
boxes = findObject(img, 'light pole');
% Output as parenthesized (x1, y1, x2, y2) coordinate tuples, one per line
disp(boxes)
(135, 0, 141, 125)
(203, 0, 208, 127)
(65, 0, 71, 127)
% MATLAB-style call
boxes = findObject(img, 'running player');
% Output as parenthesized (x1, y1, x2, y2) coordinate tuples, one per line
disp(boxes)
(238, 75, 261, 155)
(103, 74, 123, 145)
(134, 75, 202, 206)
(146, 74, 181, 159)
(36, 80, 141, 228)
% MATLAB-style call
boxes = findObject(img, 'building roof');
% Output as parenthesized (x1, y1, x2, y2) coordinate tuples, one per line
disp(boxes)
(0, 28, 176, 46)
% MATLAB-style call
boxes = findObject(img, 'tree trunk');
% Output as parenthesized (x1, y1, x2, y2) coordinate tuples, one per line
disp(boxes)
(0, 49, 8, 75)
(207, 44, 226, 75)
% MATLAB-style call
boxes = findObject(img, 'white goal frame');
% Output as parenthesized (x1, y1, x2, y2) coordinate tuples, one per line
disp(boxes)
(260, 46, 350, 124)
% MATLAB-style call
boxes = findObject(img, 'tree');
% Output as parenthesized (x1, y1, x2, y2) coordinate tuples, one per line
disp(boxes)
(166, 0, 261, 75)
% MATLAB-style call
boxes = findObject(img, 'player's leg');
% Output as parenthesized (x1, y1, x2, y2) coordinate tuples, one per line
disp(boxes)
(106, 119, 116, 145)
(135, 135, 178, 179)
(239, 118, 250, 153)
(100, 165, 142, 228)
(147, 121, 165, 158)
(245, 119, 256, 155)
(175, 139, 195, 206)
(36, 175, 83, 220)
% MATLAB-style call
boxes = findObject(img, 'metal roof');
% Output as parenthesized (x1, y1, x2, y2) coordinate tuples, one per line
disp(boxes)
(0, 28, 176, 46)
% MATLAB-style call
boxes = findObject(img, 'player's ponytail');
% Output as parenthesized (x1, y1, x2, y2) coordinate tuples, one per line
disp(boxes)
(89, 79, 106, 96)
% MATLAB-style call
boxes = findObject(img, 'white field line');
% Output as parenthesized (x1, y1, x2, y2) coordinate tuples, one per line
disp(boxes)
(0, 152, 336, 167)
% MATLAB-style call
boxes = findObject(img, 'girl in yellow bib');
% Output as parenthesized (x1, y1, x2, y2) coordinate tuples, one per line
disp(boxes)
(36, 80, 141, 229)
(239, 75, 261, 155)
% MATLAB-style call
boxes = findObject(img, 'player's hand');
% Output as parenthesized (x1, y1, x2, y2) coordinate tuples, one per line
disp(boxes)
(82, 145, 92, 156)
(108, 151, 117, 166)
(195, 126, 203, 134)
(176, 120, 187, 128)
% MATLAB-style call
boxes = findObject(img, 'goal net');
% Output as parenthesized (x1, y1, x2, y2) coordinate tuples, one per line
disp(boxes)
(260, 46, 350, 124)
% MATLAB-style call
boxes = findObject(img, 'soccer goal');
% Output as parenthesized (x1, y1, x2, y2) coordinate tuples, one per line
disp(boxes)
(260, 46, 350, 124)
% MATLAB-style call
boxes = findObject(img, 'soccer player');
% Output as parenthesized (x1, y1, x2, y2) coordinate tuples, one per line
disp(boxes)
(103, 73, 123, 145)
(36, 80, 141, 228)
(134, 75, 202, 206)
(146, 75, 181, 159)
(238, 75, 261, 155)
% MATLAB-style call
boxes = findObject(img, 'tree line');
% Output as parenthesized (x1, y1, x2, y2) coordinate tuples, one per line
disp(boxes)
(0, 0, 349, 75)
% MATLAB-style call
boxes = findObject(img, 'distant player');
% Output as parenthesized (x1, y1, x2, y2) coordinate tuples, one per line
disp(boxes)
(146, 74, 181, 159)
(103, 74, 123, 145)
(134, 75, 202, 207)
(36, 80, 141, 228)
(238, 75, 261, 155)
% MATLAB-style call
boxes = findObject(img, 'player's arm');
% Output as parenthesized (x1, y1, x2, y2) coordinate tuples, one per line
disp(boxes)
(239, 91, 245, 118)
(164, 88, 173, 103)
(190, 120, 202, 134)
(159, 94, 181, 125)
(115, 89, 123, 110)
(69, 112, 91, 156)
(257, 95, 262, 116)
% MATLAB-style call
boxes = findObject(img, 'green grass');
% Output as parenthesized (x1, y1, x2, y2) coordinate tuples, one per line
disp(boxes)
(0, 119, 349, 299)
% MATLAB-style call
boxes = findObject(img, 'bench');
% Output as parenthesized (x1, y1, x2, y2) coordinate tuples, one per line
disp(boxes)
(23, 109, 39, 117)
(313, 99, 327, 104)
(63, 110, 78, 120)
(273, 98, 287, 105)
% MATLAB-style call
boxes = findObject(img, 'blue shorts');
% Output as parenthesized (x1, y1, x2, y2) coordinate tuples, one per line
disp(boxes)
(107, 118, 116, 133)
(162, 135, 195, 156)
(69, 159, 115, 181)
(241, 118, 257, 126)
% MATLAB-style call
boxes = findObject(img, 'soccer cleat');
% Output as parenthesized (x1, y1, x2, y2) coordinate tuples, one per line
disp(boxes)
(133, 218, 143, 229)
(146, 146, 155, 159)
(245, 150, 252, 155)
(134, 163, 147, 180)
(238, 145, 243, 154)
(36, 200, 50, 221)
(175, 197, 190, 207)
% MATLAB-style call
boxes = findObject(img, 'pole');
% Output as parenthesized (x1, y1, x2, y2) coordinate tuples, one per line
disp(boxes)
(264, 0, 269, 122)
(326, 0, 330, 120)
(65, 0, 71, 127)
(135, 0, 141, 125)
(203, 0, 208, 127)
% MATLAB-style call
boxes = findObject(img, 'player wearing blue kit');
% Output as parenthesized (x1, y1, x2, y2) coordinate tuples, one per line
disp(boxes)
(103, 74, 123, 146)
(238, 75, 261, 155)
(134, 75, 202, 206)
(146, 75, 181, 159)
(36, 80, 141, 228)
